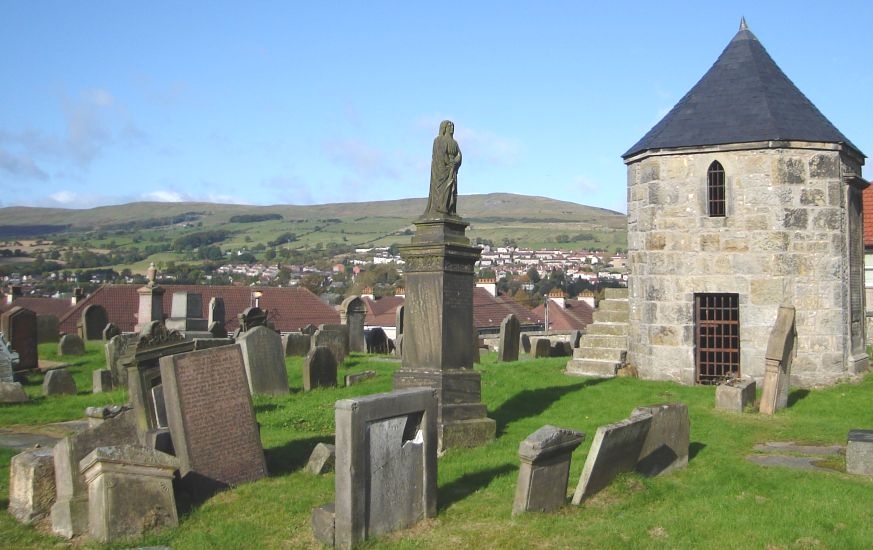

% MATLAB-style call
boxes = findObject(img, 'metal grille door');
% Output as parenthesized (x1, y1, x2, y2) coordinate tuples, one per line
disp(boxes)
(694, 293, 740, 384)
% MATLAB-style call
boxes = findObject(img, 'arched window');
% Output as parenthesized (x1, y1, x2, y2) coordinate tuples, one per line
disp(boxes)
(707, 161, 726, 217)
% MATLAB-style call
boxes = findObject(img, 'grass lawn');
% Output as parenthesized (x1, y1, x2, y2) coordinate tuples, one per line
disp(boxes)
(2, 342, 873, 548)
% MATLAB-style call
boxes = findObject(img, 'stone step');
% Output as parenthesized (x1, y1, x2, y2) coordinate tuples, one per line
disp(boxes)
(585, 322, 628, 336)
(604, 287, 629, 300)
(565, 358, 619, 378)
(573, 346, 626, 362)
(578, 334, 627, 350)
(597, 299, 629, 312)
(593, 309, 629, 323)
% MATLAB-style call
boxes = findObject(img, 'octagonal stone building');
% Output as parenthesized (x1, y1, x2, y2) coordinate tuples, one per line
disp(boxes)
(623, 20, 868, 387)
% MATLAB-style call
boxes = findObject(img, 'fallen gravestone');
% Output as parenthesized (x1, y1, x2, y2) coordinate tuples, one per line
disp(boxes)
(306, 442, 336, 475)
(846, 429, 873, 476)
(715, 378, 756, 413)
(632, 403, 689, 476)
(303, 346, 338, 391)
(43, 369, 77, 396)
(58, 334, 85, 356)
(8, 448, 56, 525)
(513, 425, 584, 515)
(236, 325, 289, 395)
(759, 305, 796, 415)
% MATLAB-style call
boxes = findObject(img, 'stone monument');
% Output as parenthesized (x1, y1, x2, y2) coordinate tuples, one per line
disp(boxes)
(135, 263, 165, 332)
(393, 120, 495, 452)
(80, 304, 109, 341)
(498, 314, 521, 362)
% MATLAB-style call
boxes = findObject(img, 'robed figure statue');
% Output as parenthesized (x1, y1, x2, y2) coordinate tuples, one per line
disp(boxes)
(423, 120, 462, 217)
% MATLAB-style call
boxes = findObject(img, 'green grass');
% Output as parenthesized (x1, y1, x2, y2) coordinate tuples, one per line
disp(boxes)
(2, 343, 872, 548)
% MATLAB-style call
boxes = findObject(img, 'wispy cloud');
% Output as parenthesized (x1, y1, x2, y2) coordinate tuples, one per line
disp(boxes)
(0, 146, 49, 180)
(414, 115, 523, 166)
(323, 139, 399, 179)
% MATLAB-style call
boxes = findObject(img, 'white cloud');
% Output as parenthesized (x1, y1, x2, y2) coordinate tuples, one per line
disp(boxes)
(49, 190, 77, 204)
(323, 139, 399, 179)
(142, 190, 186, 202)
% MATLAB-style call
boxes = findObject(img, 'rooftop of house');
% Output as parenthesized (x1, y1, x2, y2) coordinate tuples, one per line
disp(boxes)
(532, 298, 593, 332)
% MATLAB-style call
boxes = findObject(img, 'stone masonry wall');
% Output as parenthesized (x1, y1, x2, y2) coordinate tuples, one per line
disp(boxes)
(626, 142, 867, 387)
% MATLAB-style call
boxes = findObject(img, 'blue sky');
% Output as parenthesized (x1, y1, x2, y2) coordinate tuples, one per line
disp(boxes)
(1, 2, 870, 213)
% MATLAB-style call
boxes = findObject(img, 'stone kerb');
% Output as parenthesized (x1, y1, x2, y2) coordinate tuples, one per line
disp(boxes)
(236, 325, 289, 395)
(498, 314, 521, 362)
(760, 305, 797, 415)
(340, 295, 367, 353)
(513, 425, 585, 515)
(313, 388, 438, 549)
(303, 346, 338, 391)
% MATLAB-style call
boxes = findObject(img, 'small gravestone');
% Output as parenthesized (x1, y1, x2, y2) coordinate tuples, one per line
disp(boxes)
(58, 334, 85, 356)
(8, 448, 56, 525)
(571, 412, 653, 504)
(36, 314, 60, 344)
(716, 378, 756, 412)
(101, 323, 119, 342)
(846, 430, 873, 476)
(236, 325, 289, 395)
(305, 443, 336, 475)
(533, 338, 551, 358)
(499, 314, 521, 362)
(521, 333, 531, 354)
(632, 403, 690, 476)
(1, 306, 38, 370)
(0, 381, 29, 403)
(282, 333, 310, 356)
(550, 341, 572, 357)
(43, 369, 77, 396)
(513, 425, 585, 515)
(760, 305, 797, 415)
(303, 346, 338, 391)
(340, 295, 367, 353)
(312, 388, 438, 548)
(312, 324, 349, 366)
(91, 369, 113, 393)
(159, 345, 267, 494)
(81, 305, 109, 341)
(79, 445, 179, 542)
(345, 370, 376, 387)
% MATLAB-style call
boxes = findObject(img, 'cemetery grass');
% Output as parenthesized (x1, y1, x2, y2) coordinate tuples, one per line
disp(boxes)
(0, 345, 871, 548)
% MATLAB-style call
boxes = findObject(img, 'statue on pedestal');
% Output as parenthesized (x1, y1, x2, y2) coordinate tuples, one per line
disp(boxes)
(423, 120, 462, 218)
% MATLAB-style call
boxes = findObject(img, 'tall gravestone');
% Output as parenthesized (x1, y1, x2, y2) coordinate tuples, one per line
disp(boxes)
(498, 314, 521, 362)
(392, 120, 495, 452)
(1, 306, 38, 371)
(36, 314, 60, 344)
(208, 297, 226, 336)
(81, 305, 109, 341)
(236, 325, 289, 395)
(760, 305, 797, 415)
(340, 296, 367, 353)
(312, 324, 349, 366)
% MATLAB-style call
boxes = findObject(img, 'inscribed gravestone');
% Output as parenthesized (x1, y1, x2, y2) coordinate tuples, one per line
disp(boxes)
(81, 305, 109, 341)
(58, 334, 85, 356)
(1, 306, 38, 370)
(159, 345, 267, 489)
(236, 325, 289, 395)
(521, 333, 531, 354)
(303, 346, 337, 391)
(513, 425, 585, 515)
(340, 296, 367, 353)
(498, 314, 521, 362)
(208, 296, 225, 327)
(36, 314, 60, 344)
(760, 305, 797, 415)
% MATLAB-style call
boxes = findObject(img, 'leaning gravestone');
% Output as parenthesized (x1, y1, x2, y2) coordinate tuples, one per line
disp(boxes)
(81, 304, 109, 341)
(8, 447, 56, 525)
(632, 403, 690, 476)
(1, 306, 38, 371)
(340, 295, 367, 353)
(43, 369, 77, 396)
(395, 305, 404, 336)
(760, 305, 797, 415)
(101, 323, 119, 342)
(58, 334, 85, 356)
(306, 442, 336, 475)
(312, 388, 438, 548)
(513, 425, 585, 515)
(312, 324, 349, 366)
(236, 325, 289, 395)
(498, 314, 521, 362)
(303, 346, 337, 391)
(36, 314, 60, 344)
(521, 333, 531, 355)
(159, 345, 267, 493)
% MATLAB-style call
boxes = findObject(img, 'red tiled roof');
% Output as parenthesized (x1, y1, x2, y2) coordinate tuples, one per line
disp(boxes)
(863, 184, 873, 248)
(532, 298, 593, 331)
(0, 296, 73, 319)
(472, 287, 543, 330)
(361, 295, 404, 328)
(57, 284, 340, 334)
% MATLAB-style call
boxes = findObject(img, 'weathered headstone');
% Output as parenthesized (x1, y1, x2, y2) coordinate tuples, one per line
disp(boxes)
(521, 333, 531, 355)
(303, 346, 337, 391)
(513, 425, 585, 515)
(208, 296, 225, 327)
(715, 378, 756, 413)
(43, 369, 77, 396)
(208, 321, 228, 338)
(571, 412, 653, 504)
(236, 325, 289, 395)
(36, 314, 60, 344)
(0, 332, 15, 383)
(312, 388, 438, 549)
(846, 429, 873, 476)
(533, 338, 551, 358)
(159, 345, 267, 493)
(306, 442, 336, 475)
(760, 305, 797, 415)
(1, 381, 29, 403)
(58, 334, 85, 356)
(238, 306, 267, 332)
(632, 403, 690, 476)
(104, 332, 138, 387)
(91, 369, 112, 393)
(498, 314, 521, 362)
(81, 304, 109, 342)
(282, 332, 311, 356)
(101, 323, 119, 342)
(472, 326, 481, 364)
(345, 370, 376, 387)
(1, 306, 38, 370)
(166, 291, 208, 332)
(340, 295, 367, 353)
(8, 448, 56, 525)
(312, 324, 349, 366)
(79, 445, 179, 542)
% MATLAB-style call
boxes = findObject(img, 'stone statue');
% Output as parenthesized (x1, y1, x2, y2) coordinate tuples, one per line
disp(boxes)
(146, 262, 157, 288)
(423, 120, 462, 217)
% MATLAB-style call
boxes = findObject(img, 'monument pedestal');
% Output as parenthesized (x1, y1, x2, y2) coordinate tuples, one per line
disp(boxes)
(135, 284, 165, 333)
(393, 216, 495, 452)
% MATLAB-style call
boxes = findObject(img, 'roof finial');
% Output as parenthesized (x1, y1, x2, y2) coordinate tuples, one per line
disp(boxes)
(740, 16, 748, 31)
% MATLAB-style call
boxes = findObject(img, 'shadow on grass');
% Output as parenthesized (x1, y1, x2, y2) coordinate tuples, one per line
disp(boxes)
(491, 379, 609, 436)
(439, 463, 515, 511)
(788, 389, 810, 407)
(264, 434, 335, 476)
(254, 403, 279, 413)
(689, 441, 706, 461)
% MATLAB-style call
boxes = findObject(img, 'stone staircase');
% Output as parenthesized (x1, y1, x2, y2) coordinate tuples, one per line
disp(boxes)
(565, 287, 628, 378)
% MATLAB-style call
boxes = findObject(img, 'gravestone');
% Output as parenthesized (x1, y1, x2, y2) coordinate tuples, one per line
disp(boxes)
(58, 334, 85, 356)
(282, 332, 311, 356)
(8, 448, 56, 525)
(135, 270, 165, 332)
(303, 346, 338, 391)
(81, 305, 109, 341)
(208, 321, 228, 338)
(43, 369, 77, 396)
(521, 333, 531, 355)
(36, 314, 60, 344)
(760, 305, 797, 415)
(498, 314, 521, 362)
(571, 412, 653, 504)
(104, 333, 138, 387)
(51, 408, 138, 538)
(1, 306, 38, 371)
(208, 296, 225, 328)
(236, 325, 289, 395)
(101, 323, 119, 342)
(0, 381, 29, 403)
(312, 324, 349, 366)
(345, 370, 376, 387)
(716, 378, 756, 412)
(632, 403, 690, 476)
(513, 425, 585, 515)
(846, 429, 873, 476)
(395, 305, 404, 336)
(238, 306, 267, 332)
(571, 330, 583, 348)
(306, 443, 336, 475)
(79, 445, 179, 542)
(312, 388, 438, 549)
(364, 327, 389, 354)
(159, 345, 267, 493)
(533, 338, 551, 358)
(340, 295, 367, 353)
(0, 332, 15, 383)
(166, 291, 208, 332)
(92, 369, 113, 393)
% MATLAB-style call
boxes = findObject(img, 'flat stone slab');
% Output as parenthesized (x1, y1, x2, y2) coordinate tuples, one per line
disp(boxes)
(753, 442, 843, 456)
(746, 454, 833, 472)
(0, 421, 91, 450)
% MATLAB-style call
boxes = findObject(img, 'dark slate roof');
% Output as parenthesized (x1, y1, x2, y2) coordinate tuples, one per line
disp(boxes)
(624, 20, 862, 159)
